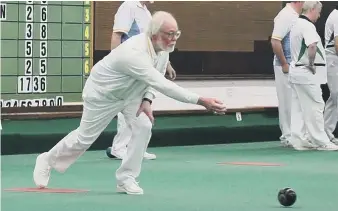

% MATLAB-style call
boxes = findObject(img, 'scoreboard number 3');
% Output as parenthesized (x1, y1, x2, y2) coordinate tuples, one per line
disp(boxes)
(33, 76, 47, 93)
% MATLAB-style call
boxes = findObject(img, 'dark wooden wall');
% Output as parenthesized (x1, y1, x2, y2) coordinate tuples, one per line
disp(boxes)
(92, 1, 337, 80)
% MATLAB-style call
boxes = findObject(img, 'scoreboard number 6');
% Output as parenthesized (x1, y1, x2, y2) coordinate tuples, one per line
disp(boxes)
(33, 76, 47, 93)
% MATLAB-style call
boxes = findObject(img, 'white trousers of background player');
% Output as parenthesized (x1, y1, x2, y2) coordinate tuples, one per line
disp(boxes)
(274, 66, 292, 144)
(324, 55, 338, 141)
(45, 95, 152, 186)
(112, 112, 132, 153)
(290, 83, 332, 147)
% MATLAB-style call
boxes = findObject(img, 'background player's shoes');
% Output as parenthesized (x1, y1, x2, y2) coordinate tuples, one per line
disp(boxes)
(330, 138, 338, 145)
(281, 140, 292, 147)
(106, 147, 156, 160)
(116, 181, 144, 195)
(33, 152, 51, 188)
(144, 152, 156, 160)
(292, 141, 316, 151)
(317, 143, 338, 151)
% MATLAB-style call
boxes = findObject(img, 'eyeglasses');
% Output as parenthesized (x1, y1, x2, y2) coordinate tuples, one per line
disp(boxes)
(161, 30, 181, 40)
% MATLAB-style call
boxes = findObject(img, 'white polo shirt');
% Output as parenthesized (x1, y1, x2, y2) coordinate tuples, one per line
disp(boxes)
(85, 33, 199, 104)
(289, 16, 327, 85)
(271, 3, 299, 66)
(324, 9, 338, 56)
(113, 1, 152, 43)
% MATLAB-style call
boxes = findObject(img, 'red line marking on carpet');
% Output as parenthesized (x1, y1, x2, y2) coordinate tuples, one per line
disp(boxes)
(3, 187, 89, 193)
(217, 162, 284, 166)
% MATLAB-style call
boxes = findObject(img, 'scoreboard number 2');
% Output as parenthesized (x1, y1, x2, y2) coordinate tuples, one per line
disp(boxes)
(25, 59, 33, 75)
(25, 4, 33, 22)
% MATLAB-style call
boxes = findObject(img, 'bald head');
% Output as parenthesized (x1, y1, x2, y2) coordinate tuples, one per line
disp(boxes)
(147, 11, 177, 37)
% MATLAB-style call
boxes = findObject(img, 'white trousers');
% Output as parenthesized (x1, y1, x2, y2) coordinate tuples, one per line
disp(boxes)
(274, 66, 292, 142)
(111, 113, 132, 152)
(324, 55, 338, 140)
(290, 83, 331, 147)
(45, 95, 152, 185)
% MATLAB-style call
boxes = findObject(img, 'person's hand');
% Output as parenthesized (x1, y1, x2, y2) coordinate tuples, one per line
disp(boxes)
(282, 63, 289, 74)
(306, 64, 316, 75)
(166, 68, 176, 80)
(136, 100, 154, 125)
(197, 97, 226, 114)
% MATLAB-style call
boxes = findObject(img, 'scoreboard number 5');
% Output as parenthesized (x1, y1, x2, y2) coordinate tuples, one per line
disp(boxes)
(39, 59, 47, 75)
(25, 40, 32, 57)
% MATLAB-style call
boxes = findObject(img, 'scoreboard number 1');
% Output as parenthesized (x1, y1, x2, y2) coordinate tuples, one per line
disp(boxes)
(18, 76, 33, 93)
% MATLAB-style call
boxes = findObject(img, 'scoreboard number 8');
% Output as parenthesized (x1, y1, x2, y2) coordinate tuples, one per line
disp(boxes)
(40, 24, 47, 39)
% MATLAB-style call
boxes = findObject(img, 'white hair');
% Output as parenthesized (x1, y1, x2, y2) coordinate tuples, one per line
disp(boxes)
(302, 1, 322, 14)
(146, 11, 176, 37)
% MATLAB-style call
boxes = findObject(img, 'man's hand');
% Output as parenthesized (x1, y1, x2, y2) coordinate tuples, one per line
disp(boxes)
(197, 97, 226, 114)
(166, 62, 176, 80)
(282, 63, 289, 73)
(136, 100, 154, 125)
(306, 65, 316, 75)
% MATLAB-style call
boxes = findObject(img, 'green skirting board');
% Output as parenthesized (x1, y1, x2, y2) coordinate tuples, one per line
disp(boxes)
(1, 111, 281, 155)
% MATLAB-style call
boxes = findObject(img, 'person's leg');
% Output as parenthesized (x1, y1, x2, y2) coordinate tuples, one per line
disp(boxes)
(33, 97, 123, 188)
(295, 83, 338, 151)
(110, 113, 131, 158)
(115, 99, 153, 194)
(290, 83, 314, 150)
(274, 66, 292, 146)
(324, 56, 338, 142)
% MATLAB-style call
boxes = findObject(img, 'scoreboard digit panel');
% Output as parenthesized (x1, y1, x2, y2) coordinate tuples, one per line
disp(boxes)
(1, 1, 92, 108)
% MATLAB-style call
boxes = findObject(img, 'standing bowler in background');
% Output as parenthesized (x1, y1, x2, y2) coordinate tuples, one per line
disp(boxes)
(107, 1, 177, 160)
(270, 1, 304, 148)
(289, 1, 338, 151)
(323, 6, 338, 145)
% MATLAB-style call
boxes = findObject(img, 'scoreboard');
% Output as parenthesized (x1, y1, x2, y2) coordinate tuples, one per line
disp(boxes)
(0, 1, 92, 108)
